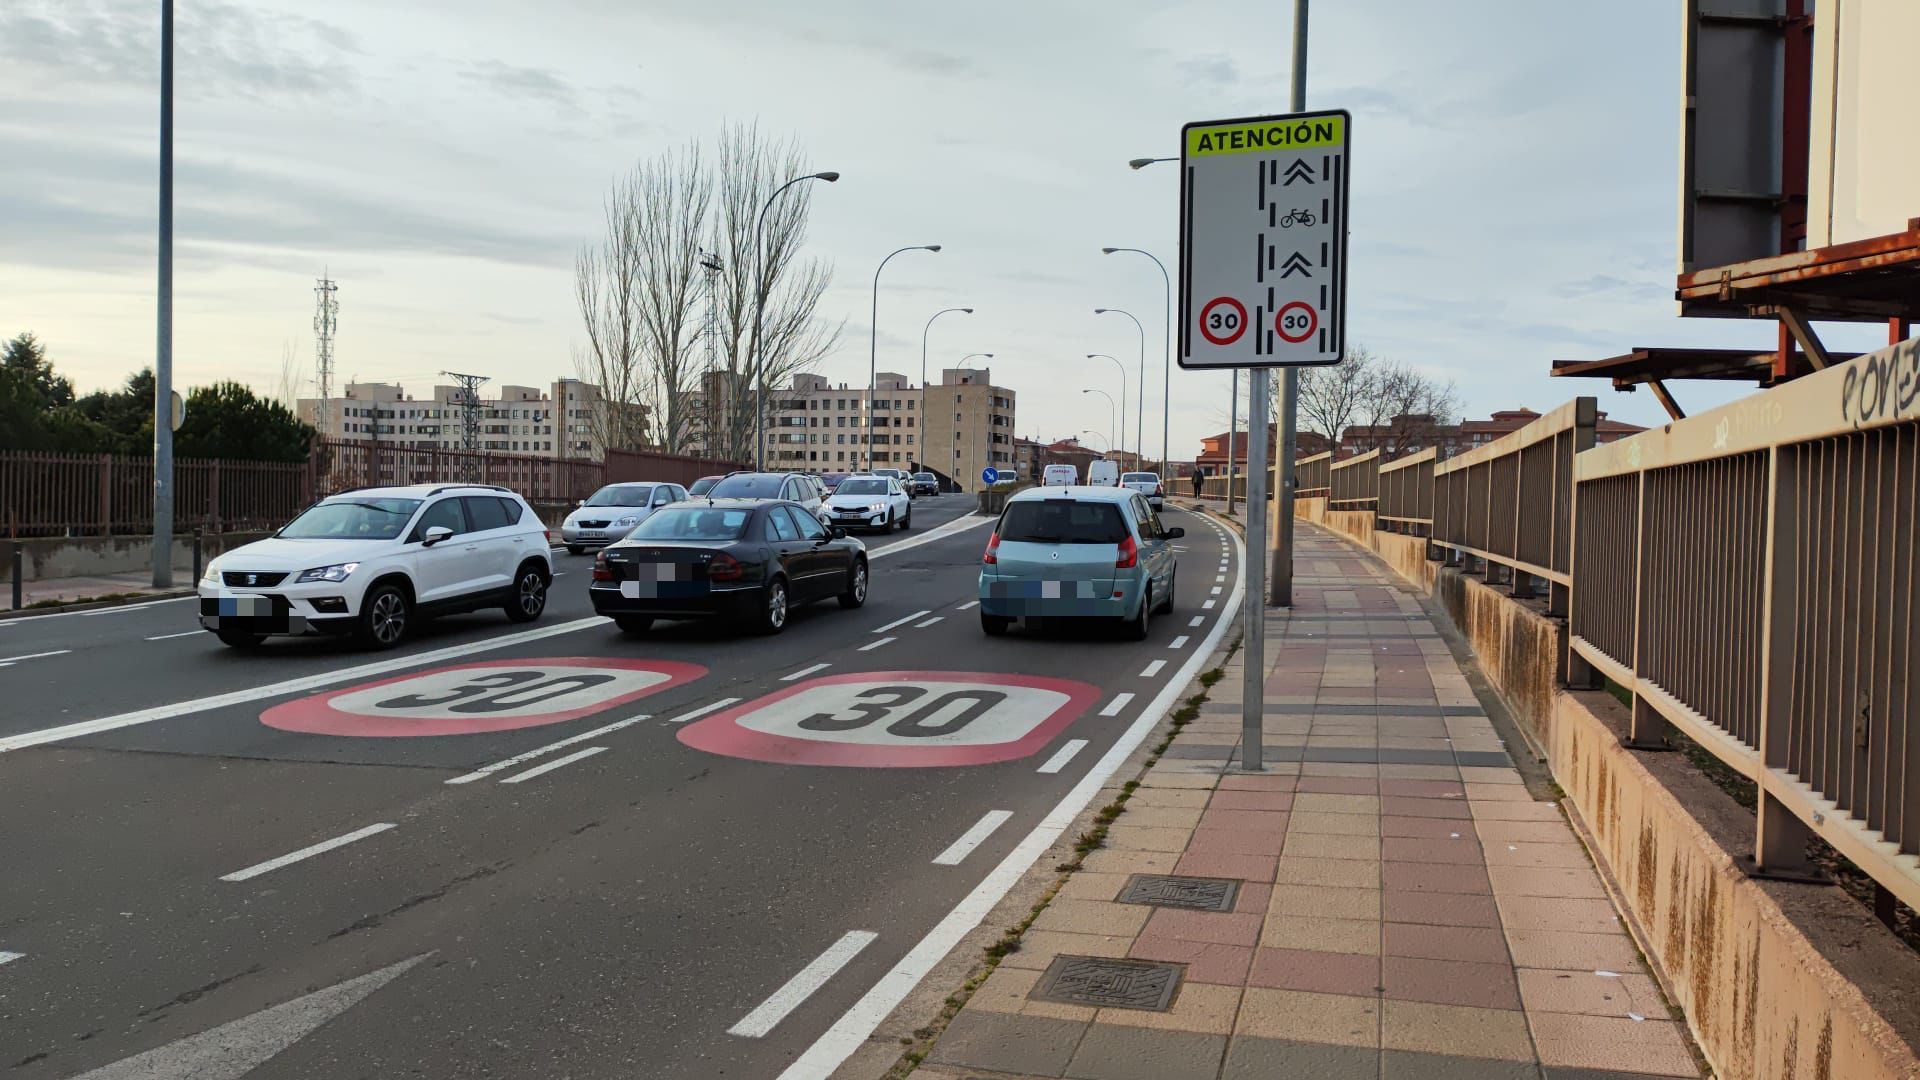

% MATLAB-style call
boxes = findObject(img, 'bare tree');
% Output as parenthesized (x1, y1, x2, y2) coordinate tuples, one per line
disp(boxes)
(1293, 345, 1380, 448)
(575, 173, 652, 452)
(1282, 344, 1458, 457)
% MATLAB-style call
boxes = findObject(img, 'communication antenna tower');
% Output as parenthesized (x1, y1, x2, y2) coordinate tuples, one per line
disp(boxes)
(313, 274, 338, 435)
(441, 371, 489, 482)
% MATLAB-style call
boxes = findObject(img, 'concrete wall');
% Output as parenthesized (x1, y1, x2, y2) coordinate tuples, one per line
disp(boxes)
(2, 532, 271, 585)
(1429, 570, 1560, 752)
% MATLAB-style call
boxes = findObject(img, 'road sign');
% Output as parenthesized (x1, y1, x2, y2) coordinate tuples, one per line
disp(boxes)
(677, 671, 1100, 767)
(981, 466, 999, 485)
(1178, 109, 1351, 369)
(260, 657, 707, 737)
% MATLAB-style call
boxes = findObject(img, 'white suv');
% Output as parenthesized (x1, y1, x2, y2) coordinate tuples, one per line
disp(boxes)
(197, 484, 553, 650)
(824, 474, 912, 531)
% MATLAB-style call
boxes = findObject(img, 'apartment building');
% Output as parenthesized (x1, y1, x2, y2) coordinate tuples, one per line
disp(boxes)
(298, 378, 607, 459)
(760, 367, 1015, 485)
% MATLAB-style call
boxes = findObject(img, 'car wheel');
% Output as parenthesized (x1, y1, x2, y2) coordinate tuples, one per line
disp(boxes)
(614, 614, 653, 634)
(900, 507, 911, 531)
(981, 611, 1012, 636)
(1157, 568, 1176, 613)
(504, 563, 548, 623)
(838, 559, 869, 609)
(1125, 586, 1151, 640)
(214, 628, 266, 649)
(356, 582, 410, 649)
(566, 545, 583, 556)
(756, 576, 790, 635)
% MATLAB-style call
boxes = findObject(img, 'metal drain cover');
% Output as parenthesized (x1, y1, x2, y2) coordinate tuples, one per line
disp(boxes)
(1116, 874, 1240, 912)
(1031, 956, 1182, 1011)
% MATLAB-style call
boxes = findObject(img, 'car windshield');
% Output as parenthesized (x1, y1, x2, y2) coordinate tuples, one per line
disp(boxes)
(708, 474, 784, 499)
(625, 507, 751, 541)
(998, 499, 1129, 544)
(837, 478, 887, 495)
(584, 484, 653, 507)
(279, 498, 421, 540)
(689, 477, 718, 496)
(1123, 473, 1159, 484)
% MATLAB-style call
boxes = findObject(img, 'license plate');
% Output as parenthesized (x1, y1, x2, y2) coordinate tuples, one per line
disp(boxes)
(989, 580, 1093, 599)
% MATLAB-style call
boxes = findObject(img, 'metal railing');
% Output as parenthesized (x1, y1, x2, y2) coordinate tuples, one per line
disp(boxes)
(1297, 451, 1332, 499)
(314, 440, 606, 505)
(1569, 338, 1920, 910)
(1328, 449, 1380, 510)
(1377, 448, 1437, 535)
(1434, 398, 1595, 592)
(0, 450, 312, 537)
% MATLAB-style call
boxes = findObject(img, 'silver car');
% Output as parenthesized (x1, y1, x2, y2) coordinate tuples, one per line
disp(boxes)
(561, 483, 687, 554)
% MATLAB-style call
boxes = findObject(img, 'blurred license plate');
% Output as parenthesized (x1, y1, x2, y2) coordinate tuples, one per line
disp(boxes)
(990, 580, 1092, 599)
(620, 564, 707, 599)
(216, 595, 276, 617)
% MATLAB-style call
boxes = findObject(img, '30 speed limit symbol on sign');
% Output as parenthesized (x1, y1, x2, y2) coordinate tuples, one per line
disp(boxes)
(1198, 296, 1248, 346)
(260, 657, 707, 737)
(677, 671, 1100, 768)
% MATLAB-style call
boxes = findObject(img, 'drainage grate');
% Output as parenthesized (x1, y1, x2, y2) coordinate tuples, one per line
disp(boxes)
(1031, 956, 1182, 1011)
(1115, 874, 1240, 912)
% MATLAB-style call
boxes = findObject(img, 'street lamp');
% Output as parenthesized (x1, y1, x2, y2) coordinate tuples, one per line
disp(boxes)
(1127, 157, 1176, 170)
(920, 307, 972, 474)
(1093, 308, 1145, 468)
(751, 170, 839, 469)
(1103, 247, 1172, 472)
(869, 244, 942, 471)
(1081, 389, 1116, 458)
(1086, 353, 1130, 464)
(1081, 429, 1110, 453)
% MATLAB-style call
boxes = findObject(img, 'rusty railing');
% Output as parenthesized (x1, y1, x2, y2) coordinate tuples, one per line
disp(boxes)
(1377, 448, 1436, 535)
(1433, 398, 1595, 596)
(313, 439, 608, 506)
(1328, 449, 1380, 510)
(1296, 451, 1332, 499)
(0, 450, 313, 538)
(1568, 338, 1920, 909)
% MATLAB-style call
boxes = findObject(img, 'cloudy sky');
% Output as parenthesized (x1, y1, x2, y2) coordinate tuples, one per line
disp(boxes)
(1, 0, 1894, 460)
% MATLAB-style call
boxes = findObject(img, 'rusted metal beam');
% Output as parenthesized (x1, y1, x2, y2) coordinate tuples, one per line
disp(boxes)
(1647, 380, 1686, 421)
(1776, 306, 1831, 369)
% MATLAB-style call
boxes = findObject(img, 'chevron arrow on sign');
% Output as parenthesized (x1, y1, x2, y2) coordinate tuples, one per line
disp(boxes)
(1282, 160, 1315, 185)
(1279, 252, 1314, 278)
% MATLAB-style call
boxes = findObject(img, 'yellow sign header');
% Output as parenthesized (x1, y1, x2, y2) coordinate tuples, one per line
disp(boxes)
(1187, 115, 1345, 158)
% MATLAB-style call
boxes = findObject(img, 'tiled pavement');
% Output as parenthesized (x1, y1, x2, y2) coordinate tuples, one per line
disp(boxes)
(915, 521, 1703, 1080)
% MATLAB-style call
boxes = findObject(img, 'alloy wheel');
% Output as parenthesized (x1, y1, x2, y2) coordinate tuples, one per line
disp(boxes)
(518, 571, 546, 615)
(371, 591, 406, 645)
(768, 582, 788, 629)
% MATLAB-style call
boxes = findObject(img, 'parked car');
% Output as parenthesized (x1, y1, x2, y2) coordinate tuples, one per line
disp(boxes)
(706, 471, 831, 523)
(910, 472, 940, 497)
(560, 482, 688, 554)
(1087, 459, 1121, 487)
(1042, 463, 1079, 487)
(977, 486, 1181, 639)
(589, 499, 867, 635)
(197, 484, 552, 650)
(1121, 471, 1166, 510)
(689, 475, 723, 497)
(824, 474, 912, 532)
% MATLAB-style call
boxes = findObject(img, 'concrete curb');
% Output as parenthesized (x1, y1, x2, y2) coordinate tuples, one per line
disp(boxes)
(1, 590, 195, 621)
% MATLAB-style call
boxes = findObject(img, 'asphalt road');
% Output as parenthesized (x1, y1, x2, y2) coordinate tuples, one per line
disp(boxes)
(0, 495, 1243, 1080)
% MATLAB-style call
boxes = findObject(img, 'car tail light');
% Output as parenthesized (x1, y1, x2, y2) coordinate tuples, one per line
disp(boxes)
(982, 531, 1000, 565)
(544, 528, 552, 544)
(1115, 534, 1139, 569)
(709, 552, 744, 582)
(591, 553, 614, 582)
(1154, 484, 1164, 496)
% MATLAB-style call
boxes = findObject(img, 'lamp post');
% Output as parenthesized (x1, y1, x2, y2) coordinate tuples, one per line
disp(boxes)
(960, 352, 993, 491)
(152, 0, 175, 587)
(1102, 248, 1172, 473)
(1093, 308, 1145, 469)
(868, 244, 942, 472)
(751, 170, 839, 469)
(1080, 429, 1110, 453)
(1081, 389, 1116, 458)
(1127, 157, 1177, 170)
(920, 307, 972, 473)
(1086, 353, 1129, 464)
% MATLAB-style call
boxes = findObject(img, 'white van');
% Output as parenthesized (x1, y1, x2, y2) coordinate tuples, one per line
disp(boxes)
(1087, 459, 1121, 487)
(1042, 463, 1079, 487)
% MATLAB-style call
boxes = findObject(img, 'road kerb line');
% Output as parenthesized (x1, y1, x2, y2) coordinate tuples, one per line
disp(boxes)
(1037, 739, 1089, 775)
(446, 713, 651, 784)
(871, 610, 931, 634)
(728, 931, 879, 1039)
(666, 697, 743, 724)
(1139, 660, 1166, 677)
(782, 663, 831, 682)
(931, 810, 1013, 866)
(500, 746, 608, 784)
(858, 636, 896, 652)
(1169, 635, 1190, 649)
(1099, 693, 1135, 717)
(220, 823, 396, 883)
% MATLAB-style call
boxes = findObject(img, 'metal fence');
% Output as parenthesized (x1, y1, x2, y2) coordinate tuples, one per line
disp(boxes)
(605, 447, 749, 488)
(312, 440, 606, 505)
(1569, 339, 1920, 910)
(1434, 398, 1595, 592)
(1377, 448, 1436, 535)
(0, 450, 313, 537)
(1328, 449, 1380, 511)
(1297, 451, 1332, 499)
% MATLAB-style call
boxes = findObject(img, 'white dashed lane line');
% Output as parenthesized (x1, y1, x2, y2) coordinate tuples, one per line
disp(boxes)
(1139, 660, 1166, 677)
(1099, 693, 1135, 717)
(728, 931, 879, 1039)
(858, 636, 896, 652)
(500, 745, 608, 784)
(1210, 587, 1222, 596)
(219, 823, 396, 883)
(871, 610, 932, 634)
(1037, 739, 1089, 774)
(0, 951, 23, 967)
(914, 616, 944, 629)
(665, 698, 742, 724)
(957, 600, 980, 610)
(931, 810, 1013, 866)
(446, 713, 655, 784)
(144, 631, 203, 642)
(782, 663, 831, 682)
(1169, 635, 1190, 650)
(1203, 600, 1216, 610)
(1189, 616, 1205, 627)
(0, 650, 71, 668)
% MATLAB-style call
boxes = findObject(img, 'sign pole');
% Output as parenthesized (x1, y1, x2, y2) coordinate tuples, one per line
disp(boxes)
(1273, 0, 1308, 608)
(1242, 372, 1269, 771)
(151, 0, 175, 589)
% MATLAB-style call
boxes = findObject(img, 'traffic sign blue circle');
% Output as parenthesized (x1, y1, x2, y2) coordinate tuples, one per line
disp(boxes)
(981, 467, 1000, 484)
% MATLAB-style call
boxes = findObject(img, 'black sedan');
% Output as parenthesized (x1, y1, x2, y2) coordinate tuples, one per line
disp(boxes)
(588, 499, 867, 635)
(910, 472, 940, 497)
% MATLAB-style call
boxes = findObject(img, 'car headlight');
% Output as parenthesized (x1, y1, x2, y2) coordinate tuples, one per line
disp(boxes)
(868, 502, 886, 512)
(295, 562, 360, 583)
(200, 560, 220, 584)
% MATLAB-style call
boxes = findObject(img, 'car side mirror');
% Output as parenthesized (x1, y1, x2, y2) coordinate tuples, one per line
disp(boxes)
(829, 526, 847, 539)
(422, 525, 454, 547)
(1166, 526, 1186, 539)
(576, 499, 585, 507)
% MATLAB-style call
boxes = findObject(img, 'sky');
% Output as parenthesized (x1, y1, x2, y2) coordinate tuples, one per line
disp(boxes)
(1, 0, 1899, 462)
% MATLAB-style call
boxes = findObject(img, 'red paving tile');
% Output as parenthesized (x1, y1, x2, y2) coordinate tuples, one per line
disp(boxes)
(1232, 882, 1274, 915)
(1144, 907, 1264, 947)
(1380, 796, 1473, 819)
(1200, 808, 1294, 832)
(1186, 827, 1288, 856)
(1248, 947, 1382, 997)
(1382, 861, 1493, 894)
(1130, 935, 1254, 985)
(1381, 836, 1486, 865)
(1381, 889, 1504, 928)
(1217, 774, 1297, 793)
(1382, 955, 1522, 1010)
(1208, 790, 1296, 813)
(1174, 851, 1280, 882)
(1296, 777, 1381, 795)
(1380, 815, 1473, 839)
(1384, 922, 1511, 964)
(1378, 779, 1467, 798)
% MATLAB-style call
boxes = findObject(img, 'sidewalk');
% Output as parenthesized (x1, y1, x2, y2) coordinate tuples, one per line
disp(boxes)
(915, 521, 1702, 1080)
(5, 570, 189, 612)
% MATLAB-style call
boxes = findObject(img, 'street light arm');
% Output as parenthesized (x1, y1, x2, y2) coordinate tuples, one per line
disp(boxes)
(1103, 247, 1174, 471)
(868, 244, 941, 470)
(920, 307, 973, 475)
(750, 170, 838, 468)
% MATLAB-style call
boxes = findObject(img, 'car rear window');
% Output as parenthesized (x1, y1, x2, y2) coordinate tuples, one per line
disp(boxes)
(1123, 473, 1159, 483)
(708, 474, 783, 499)
(998, 499, 1129, 544)
(627, 507, 751, 541)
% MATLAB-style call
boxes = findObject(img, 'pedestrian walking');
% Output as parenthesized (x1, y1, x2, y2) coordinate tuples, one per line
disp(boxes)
(1190, 469, 1203, 498)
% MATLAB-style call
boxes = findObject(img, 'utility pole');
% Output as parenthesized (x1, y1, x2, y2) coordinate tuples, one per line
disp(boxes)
(150, 0, 174, 588)
(1272, 0, 1308, 607)
(443, 372, 488, 483)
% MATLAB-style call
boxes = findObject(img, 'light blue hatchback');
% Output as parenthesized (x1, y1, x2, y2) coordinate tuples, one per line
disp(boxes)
(977, 485, 1183, 638)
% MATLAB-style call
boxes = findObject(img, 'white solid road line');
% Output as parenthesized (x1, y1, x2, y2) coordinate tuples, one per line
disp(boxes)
(1037, 739, 1089, 774)
(931, 810, 1013, 866)
(858, 636, 896, 652)
(445, 713, 652, 784)
(0, 649, 72, 667)
(0, 951, 23, 967)
(144, 630, 203, 641)
(500, 745, 608, 784)
(871, 610, 932, 634)
(220, 823, 396, 883)
(957, 600, 980, 610)
(782, 663, 831, 682)
(1099, 692, 1135, 717)
(1169, 635, 1190, 649)
(777, 513, 1248, 1080)
(666, 697, 743, 724)
(1139, 660, 1166, 677)
(1189, 616, 1205, 627)
(913, 616, 944, 629)
(728, 930, 879, 1039)
(0, 616, 608, 754)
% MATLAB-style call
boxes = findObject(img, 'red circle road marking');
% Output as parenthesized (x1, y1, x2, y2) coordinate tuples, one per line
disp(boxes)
(1198, 297, 1248, 346)
(1275, 301, 1317, 344)
(676, 671, 1102, 768)
(260, 657, 708, 737)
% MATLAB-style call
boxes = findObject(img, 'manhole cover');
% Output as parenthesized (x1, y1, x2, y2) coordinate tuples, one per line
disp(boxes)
(1115, 874, 1240, 912)
(1031, 956, 1182, 1011)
